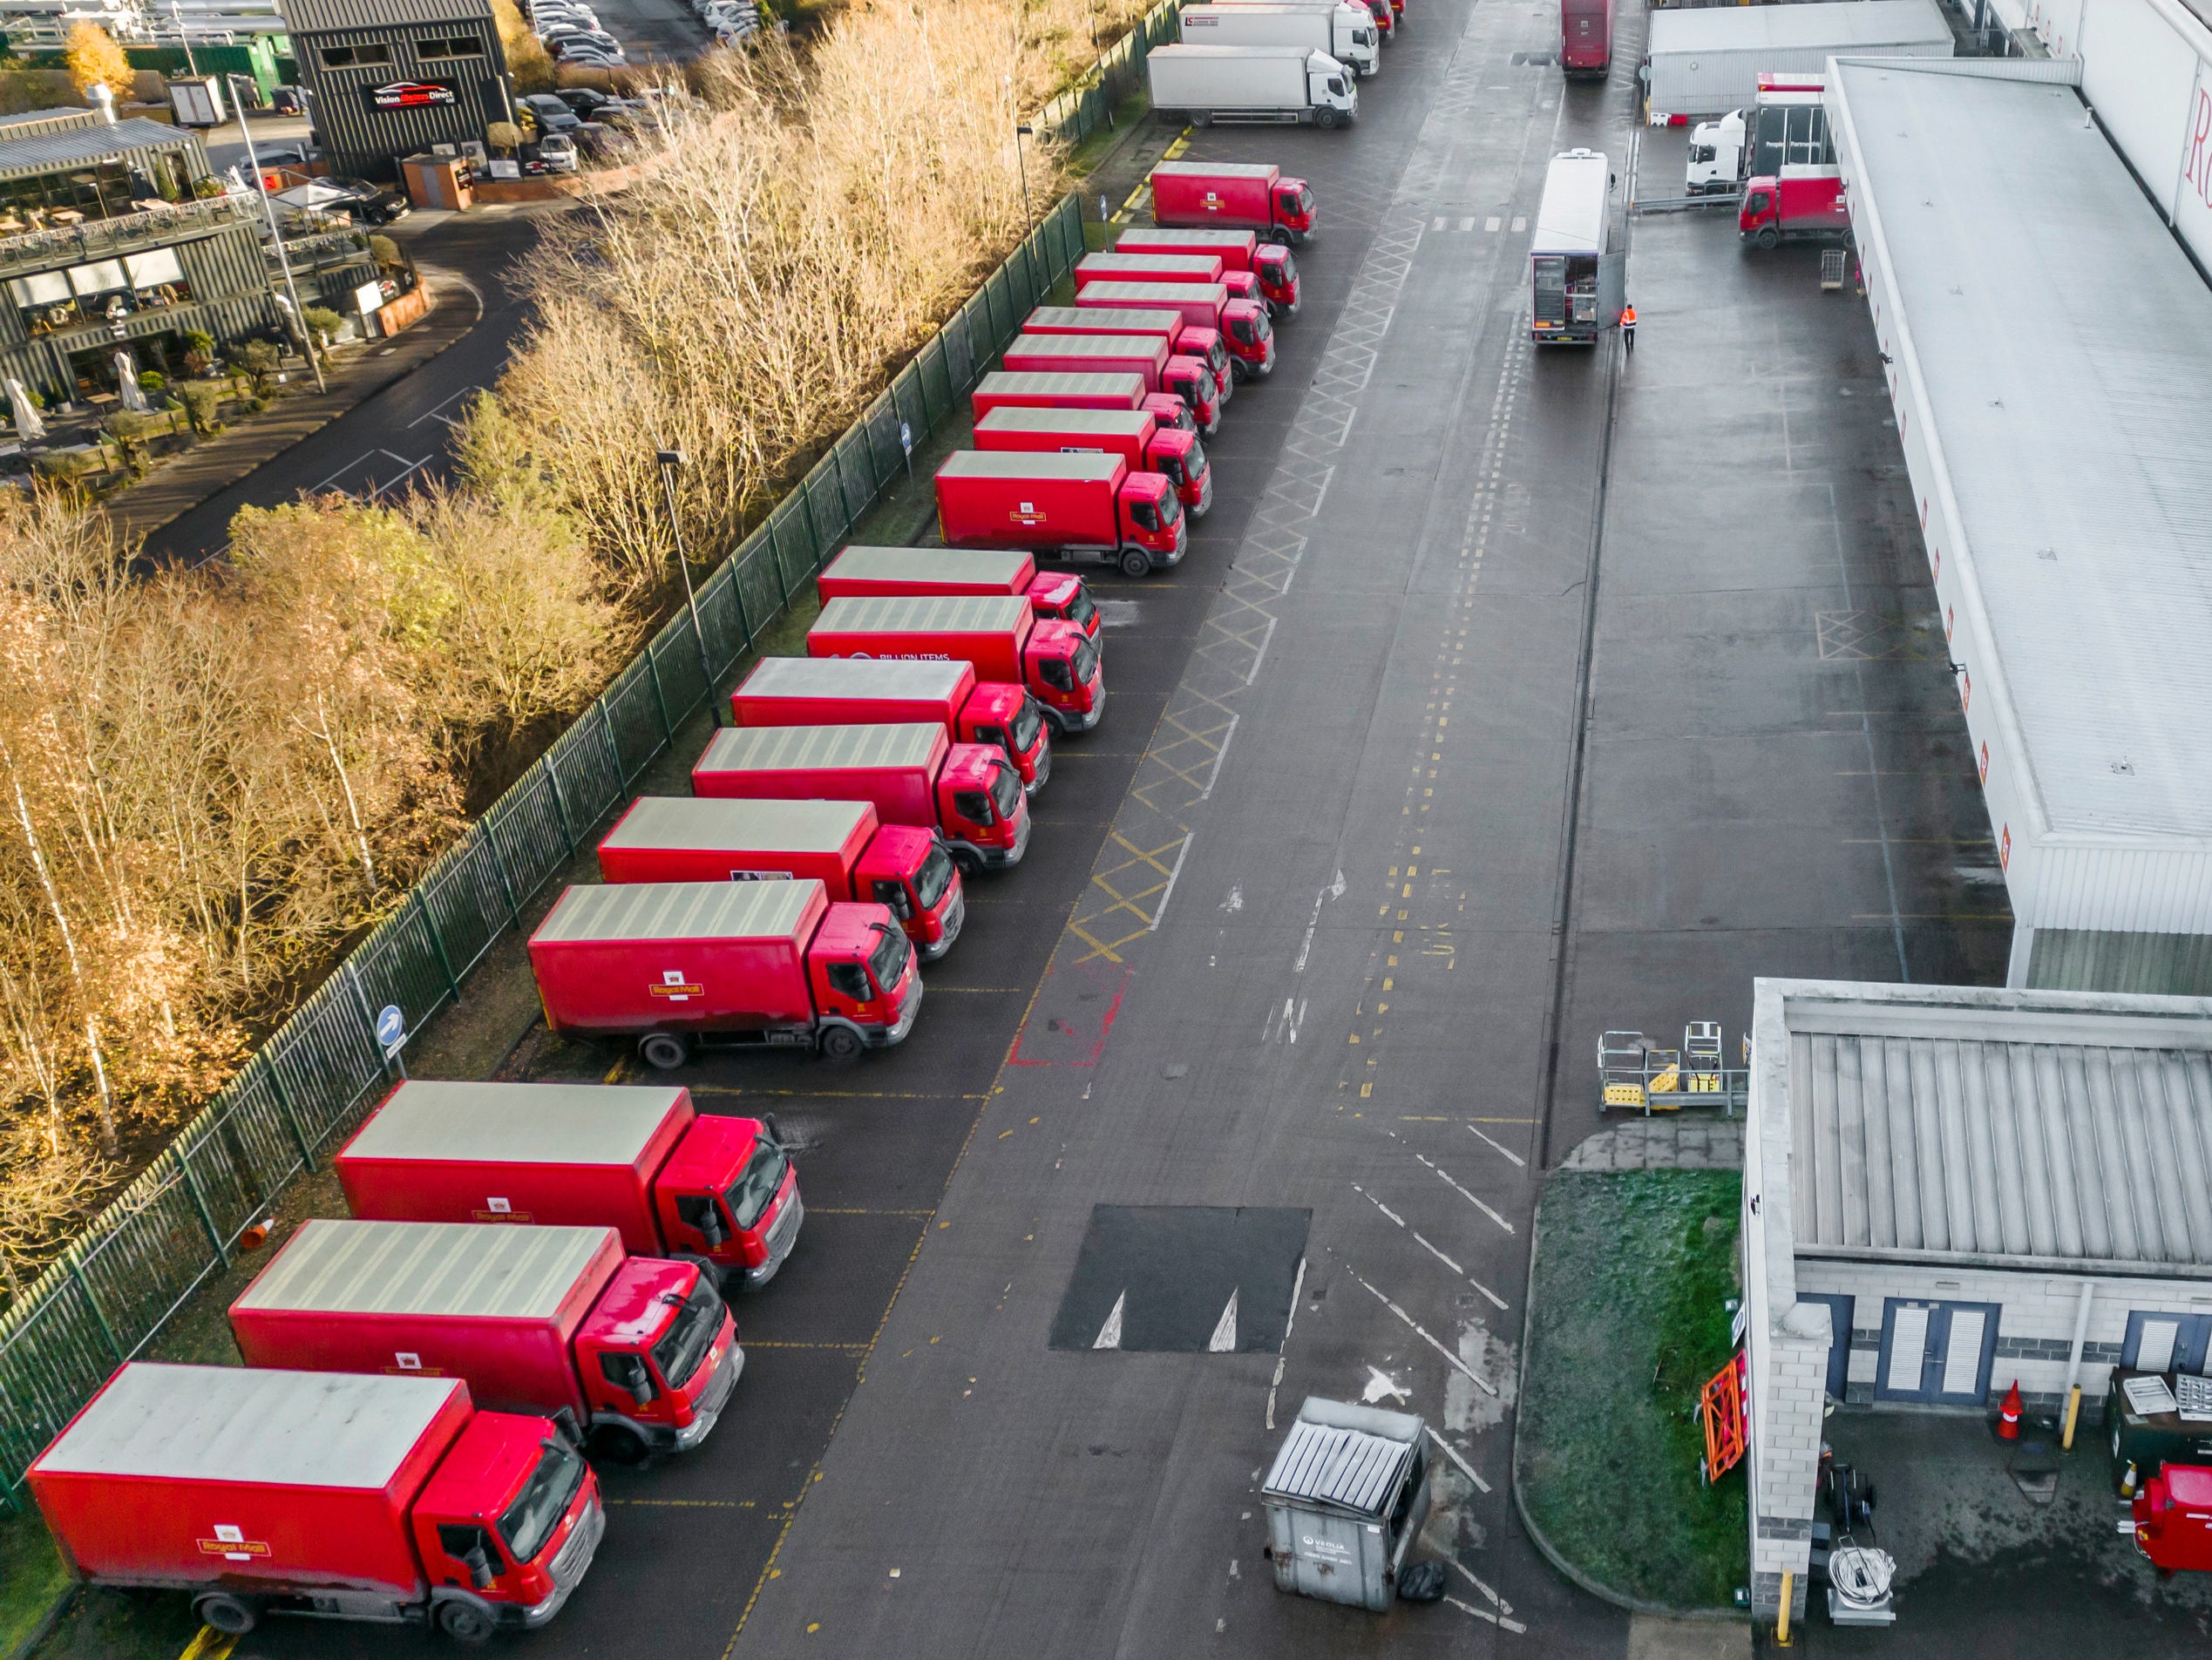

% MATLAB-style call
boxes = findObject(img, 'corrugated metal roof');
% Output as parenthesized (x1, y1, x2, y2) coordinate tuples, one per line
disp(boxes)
(825, 545, 1031, 584)
(280, 0, 493, 30)
(977, 406, 1152, 437)
(1116, 228, 1253, 252)
(1077, 281, 1230, 306)
(974, 370, 1147, 400)
(938, 451, 1123, 482)
(35, 1364, 462, 1487)
(603, 795, 870, 854)
(1151, 161, 1279, 181)
(1531, 150, 1609, 255)
(1770, 980, 2212, 1270)
(1026, 308, 1177, 334)
(739, 656, 969, 701)
(695, 722, 945, 773)
(1262, 1399, 1421, 1515)
(1079, 252, 1225, 277)
(814, 593, 1031, 634)
(1649, 0, 1949, 55)
(236, 1219, 614, 1318)
(1007, 333, 1166, 361)
(533, 877, 822, 944)
(1834, 63, 2212, 842)
(0, 118, 192, 179)
(345, 1080, 689, 1166)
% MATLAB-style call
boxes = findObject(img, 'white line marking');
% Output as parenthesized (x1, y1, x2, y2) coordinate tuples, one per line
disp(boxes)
(1148, 832, 1192, 932)
(1293, 870, 1347, 972)
(1447, 1556, 1513, 1617)
(1207, 1290, 1239, 1352)
(1245, 613, 1278, 686)
(1093, 1291, 1125, 1349)
(1432, 215, 1447, 230)
(1510, 215, 1527, 232)
(1355, 1185, 1510, 1308)
(1339, 1259, 1497, 1396)
(1425, 1426, 1492, 1494)
(1458, 216, 1476, 231)
(1464, 1122, 1528, 1168)
(1445, 1596, 1527, 1634)
(1352, 1184, 1406, 1228)
(406, 383, 483, 428)
(1485, 215, 1502, 232)
(1415, 1153, 1516, 1235)
(1197, 713, 1238, 800)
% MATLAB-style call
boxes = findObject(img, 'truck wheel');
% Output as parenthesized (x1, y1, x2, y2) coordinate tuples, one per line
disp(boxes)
(194, 1594, 258, 1636)
(640, 1032, 689, 1071)
(590, 1424, 652, 1465)
(819, 1026, 864, 1063)
(1119, 547, 1151, 579)
(1315, 108, 1339, 131)
(949, 844, 983, 877)
(1191, 111, 1211, 127)
(438, 1600, 499, 1644)
(1756, 227, 1780, 250)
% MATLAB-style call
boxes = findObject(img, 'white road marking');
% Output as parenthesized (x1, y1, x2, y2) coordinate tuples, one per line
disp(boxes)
(1433, 215, 1448, 230)
(1464, 1121, 1528, 1168)
(1425, 1426, 1492, 1495)
(310, 448, 431, 500)
(1485, 215, 1503, 232)
(407, 383, 484, 429)
(1510, 215, 1527, 232)
(1446, 1555, 1513, 1616)
(1352, 1184, 1405, 1227)
(1446, 1595, 1527, 1634)
(1207, 1290, 1239, 1352)
(1147, 832, 1192, 932)
(1096, 598, 1142, 627)
(1354, 1182, 1510, 1308)
(1092, 1291, 1125, 1349)
(1245, 613, 1278, 685)
(1266, 1257, 1307, 1429)
(1415, 1152, 1515, 1235)
(1293, 871, 1347, 972)
(1197, 713, 1238, 800)
(1220, 885, 1242, 913)
(1339, 1258, 1497, 1396)
(1458, 216, 1476, 231)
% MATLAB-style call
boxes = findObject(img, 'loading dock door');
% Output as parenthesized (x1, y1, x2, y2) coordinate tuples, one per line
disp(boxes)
(2123, 1312, 2212, 1375)
(1800, 1293, 1854, 1402)
(1876, 1298, 2000, 1405)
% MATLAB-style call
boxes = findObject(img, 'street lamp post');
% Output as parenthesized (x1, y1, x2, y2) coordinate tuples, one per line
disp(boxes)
(1014, 122, 1037, 292)
(229, 74, 325, 394)
(656, 447, 717, 708)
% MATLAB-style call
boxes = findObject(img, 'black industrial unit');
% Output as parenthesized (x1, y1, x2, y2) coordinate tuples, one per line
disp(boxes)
(286, 0, 516, 182)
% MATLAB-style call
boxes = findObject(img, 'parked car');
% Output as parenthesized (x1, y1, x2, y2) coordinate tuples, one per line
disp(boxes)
(520, 92, 583, 133)
(535, 132, 580, 173)
(540, 23, 621, 44)
(268, 176, 410, 227)
(557, 43, 628, 65)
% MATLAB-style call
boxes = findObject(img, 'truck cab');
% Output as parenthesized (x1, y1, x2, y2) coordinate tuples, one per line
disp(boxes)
(938, 745, 1030, 870)
(805, 903, 923, 1043)
(1181, 325, 1235, 396)
(1254, 243, 1300, 315)
(1028, 620, 1105, 733)
(572, 1259, 739, 1457)
(1120, 472, 1186, 574)
(1028, 573, 1099, 640)
(1686, 110, 1744, 195)
(1147, 427, 1212, 515)
(413, 1418, 600, 1635)
(1274, 175, 1317, 240)
(1144, 391, 1198, 433)
(1164, 356, 1221, 432)
(1738, 167, 1849, 247)
(855, 823, 964, 951)
(957, 679, 1051, 791)
(650, 1113, 805, 1288)
(1224, 300, 1277, 378)
(1360, 0, 1394, 38)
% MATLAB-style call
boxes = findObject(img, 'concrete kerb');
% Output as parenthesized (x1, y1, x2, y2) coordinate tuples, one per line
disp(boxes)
(1509, 1169, 1749, 1624)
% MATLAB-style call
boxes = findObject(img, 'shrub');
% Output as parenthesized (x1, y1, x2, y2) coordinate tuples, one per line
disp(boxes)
(183, 329, 214, 356)
(191, 175, 226, 200)
(302, 305, 344, 344)
(102, 410, 165, 472)
(135, 369, 166, 394)
(226, 339, 282, 397)
(177, 380, 225, 436)
(368, 234, 402, 270)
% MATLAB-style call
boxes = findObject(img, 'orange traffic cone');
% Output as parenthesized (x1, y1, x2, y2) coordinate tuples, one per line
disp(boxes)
(1998, 1379, 2022, 1440)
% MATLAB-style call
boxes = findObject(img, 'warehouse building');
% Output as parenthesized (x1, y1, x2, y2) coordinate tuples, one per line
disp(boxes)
(1742, 978, 2212, 1622)
(1642, 0, 1951, 121)
(0, 105, 281, 403)
(1829, 54, 2212, 996)
(284, 0, 512, 182)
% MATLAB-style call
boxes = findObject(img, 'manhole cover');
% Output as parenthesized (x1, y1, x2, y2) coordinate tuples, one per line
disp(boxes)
(1048, 1206, 1310, 1352)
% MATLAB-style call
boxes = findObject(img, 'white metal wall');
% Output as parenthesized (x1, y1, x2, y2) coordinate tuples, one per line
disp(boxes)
(1646, 38, 1948, 119)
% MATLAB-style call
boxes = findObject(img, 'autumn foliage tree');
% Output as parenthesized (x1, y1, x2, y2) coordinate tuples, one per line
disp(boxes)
(61, 23, 130, 101)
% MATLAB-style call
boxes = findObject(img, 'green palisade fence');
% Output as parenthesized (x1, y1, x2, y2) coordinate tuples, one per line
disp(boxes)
(0, 190, 1090, 1504)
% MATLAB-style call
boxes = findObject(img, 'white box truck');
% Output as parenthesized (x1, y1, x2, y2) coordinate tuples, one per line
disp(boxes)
(1529, 149, 1622, 347)
(1145, 44, 1359, 128)
(1182, 3, 1378, 77)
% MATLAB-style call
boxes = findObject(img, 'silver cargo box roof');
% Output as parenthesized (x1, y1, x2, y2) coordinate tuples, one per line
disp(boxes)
(605, 796, 871, 855)
(346, 1080, 689, 1167)
(696, 722, 945, 773)
(824, 545, 1033, 586)
(974, 370, 1146, 400)
(977, 405, 1154, 437)
(35, 1363, 465, 1487)
(235, 1219, 615, 1320)
(1024, 307, 1179, 334)
(533, 877, 823, 944)
(1007, 332, 1168, 360)
(813, 593, 1030, 634)
(739, 656, 970, 701)
(937, 451, 1123, 483)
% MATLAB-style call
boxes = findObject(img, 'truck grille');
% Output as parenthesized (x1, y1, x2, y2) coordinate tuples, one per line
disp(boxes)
(764, 1189, 804, 1263)
(550, 1496, 604, 1591)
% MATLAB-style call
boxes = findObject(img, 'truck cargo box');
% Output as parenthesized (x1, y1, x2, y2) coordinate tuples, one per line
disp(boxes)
(1000, 332, 1172, 389)
(971, 370, 1147, 417)
(30, 1364, 472, 1600)
(817, 545, 1037, 603)
(1075, 281, 1232, 332)
(730, 656, 977, 734)
(691, 722, 949, 830)
(1022, 307, 1181, 347)
(1075, 250, 1228, 288)
(808, 593, 1034, 687)
(599, 796, 877, 892)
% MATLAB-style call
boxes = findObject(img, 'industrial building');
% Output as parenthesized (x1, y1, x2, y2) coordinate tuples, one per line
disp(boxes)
(284, 0, 513, 182)
(1828, 52, 2212, 996)
(1742, 978, 2212, 1623)
(1641, 0, 1951, 121)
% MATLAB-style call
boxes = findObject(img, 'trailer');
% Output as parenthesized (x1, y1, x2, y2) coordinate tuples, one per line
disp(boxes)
(1529, 149, 1622, 346)
(1145, 44, 1359, 128)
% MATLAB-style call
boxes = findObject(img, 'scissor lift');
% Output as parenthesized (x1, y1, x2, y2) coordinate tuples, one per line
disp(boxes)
(1598, 1022, 1747, 1115)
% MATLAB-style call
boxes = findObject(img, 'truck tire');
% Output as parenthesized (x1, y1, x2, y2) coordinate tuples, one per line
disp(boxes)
(194, 1594, 258, 1636)
(438, 1600, 498, 1644)
(1756, 226, 1780, 250)
(1192, 110, 1211, 126)
(640, 1032, 689, 1071)
(949, 844, 983, 877)
(1120, 547, 1151, 579)
(819, 1026, 864, 1063)
(1315, 108, 1339, 131)
(590, 1424, 652, 1465)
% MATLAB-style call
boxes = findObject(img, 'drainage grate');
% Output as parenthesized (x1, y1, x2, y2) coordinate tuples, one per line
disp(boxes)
(1048, 1206, 1310, 1353)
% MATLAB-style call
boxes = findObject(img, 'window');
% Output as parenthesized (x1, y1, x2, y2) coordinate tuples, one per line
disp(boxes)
(320, 42, 393, 67)
(871, 877, 912, 918)
(1327, 76, 1346, 95)
(7, 270, 68, 308)
(913, 844, 954, 908)
(826, 961, 869, 999)
(987, 762, 1021, 823)
(1746, 191, 1770, 214)
(649, 1282, 723, 1389)
(1039, 659, 1073, 692)
(724, 1138, 790, 1230)
(124, 248, 183, 289)
(415, 34, 483, 57)
(1128, 498, 1158, 533)
(953, 789, 992, 826)
(438, 1524, 496, 1566)
(497, 1440, 586, 1562)
(1690, 144, 1714, 165)
(66, 261, 126, 297)
(600, 1351, 650, 1392)
(867, 925, 911, 993)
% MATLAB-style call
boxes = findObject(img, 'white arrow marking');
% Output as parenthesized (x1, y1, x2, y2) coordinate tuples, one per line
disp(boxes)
(1093, 1291, 1125, 1350)
(1208, 1289, 1239, 1352)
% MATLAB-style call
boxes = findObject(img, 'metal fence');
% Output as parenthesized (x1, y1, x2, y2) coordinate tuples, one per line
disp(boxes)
(1035, 0, 1186, 151)
(0, 191, 1089, 1505)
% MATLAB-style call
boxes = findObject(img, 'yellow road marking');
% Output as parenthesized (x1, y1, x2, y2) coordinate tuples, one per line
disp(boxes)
(179, 1632, 237, 1660)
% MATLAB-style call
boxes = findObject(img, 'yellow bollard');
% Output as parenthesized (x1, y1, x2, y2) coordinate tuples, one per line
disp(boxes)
(2063, 1386, 2082, 1451)
(1776, 1569, 1795, 1647)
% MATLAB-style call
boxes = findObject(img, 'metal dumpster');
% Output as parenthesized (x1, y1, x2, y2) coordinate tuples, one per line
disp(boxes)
(1261, 1396, 1431, 1610)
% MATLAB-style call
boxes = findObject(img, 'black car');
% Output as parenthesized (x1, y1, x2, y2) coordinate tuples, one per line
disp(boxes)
(320, 176, 411, 226)
(554, 87, 624, 119)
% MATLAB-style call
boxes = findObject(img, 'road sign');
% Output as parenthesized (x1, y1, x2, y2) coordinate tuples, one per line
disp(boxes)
(899, 421, 913, 455)
(375, 1004, 408, 1077)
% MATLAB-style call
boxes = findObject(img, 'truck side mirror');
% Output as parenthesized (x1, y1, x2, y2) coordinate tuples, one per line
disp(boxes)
(629, 1374, 656, 1409)
(461, 1541, 497, 1590)
(698, 1209, 727, 1248)
(763, 1113, 784, 1149)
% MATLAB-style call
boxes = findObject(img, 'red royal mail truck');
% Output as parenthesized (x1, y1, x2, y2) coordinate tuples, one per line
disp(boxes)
(1025, 304, 1232, 399)
(1150, 159, 1317, 242)
(336, 1079, 803, 1293)
(29, 1364, 601, 1642)
(1075, 280, 1275, 379)
(974, 404, 1212, 517)
(529, 877, 922, 1066)
(971, 369, 1196, 434)
(600, 795, 964, 956)
(820, 543, 1103, 640)
(937, 450, 1185, 579)
(693, 722, 1028, 873)
(808, 593, 1103, 735)
(1001, 331, 1221, 431)
(1739, 166, 1848, 247)
(1076, 247, 1254, 302)
(729, 654, 1049, 794)
(1114, 227, 1301, 316)
(231, 1220, 740, 1467)
(1560, 0, 1611, 74)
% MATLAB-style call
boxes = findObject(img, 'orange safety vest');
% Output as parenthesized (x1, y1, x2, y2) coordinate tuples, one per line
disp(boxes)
(1621, 305, 1638, 326)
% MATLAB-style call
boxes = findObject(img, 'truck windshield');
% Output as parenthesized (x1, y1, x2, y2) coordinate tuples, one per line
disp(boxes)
(867, 924, 913, 993)
(651, 1280, 725, 1390)
(1073, 638, 1101, 684)
(1207, 339, 1229, 373)
(1012, 696, 1045, 752)
(914, 843, 955, 909)
(1183, 435, 1208, 479)
(1296, 186, 1315, 215)
(1269, 250, 1298, 284)
(498, 1440, 587, 1563)
(1154, 490, 1183, 530)
(724, 1138, 789, 1230)
(987, 762, 1021, 823)
(1060, 589, 1096, 634)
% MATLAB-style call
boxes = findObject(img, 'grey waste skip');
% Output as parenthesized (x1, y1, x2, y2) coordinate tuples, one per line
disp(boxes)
(1261, 1397, 1431, 1611)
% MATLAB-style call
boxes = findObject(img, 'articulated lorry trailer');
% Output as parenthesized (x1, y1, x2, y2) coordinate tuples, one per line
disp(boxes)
(1145, 44, 1359, 129)
(1181, 2, 1377, 75)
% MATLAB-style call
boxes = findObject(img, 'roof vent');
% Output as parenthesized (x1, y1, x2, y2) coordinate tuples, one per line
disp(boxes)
(2111, 758, 2136, 776)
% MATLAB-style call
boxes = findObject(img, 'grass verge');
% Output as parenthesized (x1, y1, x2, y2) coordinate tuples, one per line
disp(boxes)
(1517, 1168, 1747, 1610)
(0, 1506, 71, 1659)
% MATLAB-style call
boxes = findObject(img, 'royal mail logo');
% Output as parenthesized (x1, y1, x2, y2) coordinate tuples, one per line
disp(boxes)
(386, 1352, 443, 1375)
(472, 1204, 531, 1223)
(1959, 670, 1971, 712)
(1009, 502, 1047, 527)
(1930, 546, 1939, 581)
(1944, 605, 1954, 644)
(650, 969, 703, 1002)
(2185, 86, 2212, 212)
(1978, 741, 1989, 786)
(199, 1525, 270, 1562)
(2000, 824, 2012, 870)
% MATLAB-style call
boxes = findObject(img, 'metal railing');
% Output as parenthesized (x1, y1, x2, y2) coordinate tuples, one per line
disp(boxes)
(0, 191, 1089, 1505)
(1033, 0, 1187, 150)
(0, 193, 256, 269)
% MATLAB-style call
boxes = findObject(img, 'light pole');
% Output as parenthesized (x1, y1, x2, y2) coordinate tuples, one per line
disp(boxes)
(170, 0, 198, 77)
(229, 73, 324, 393)
(656, 446, 716, 704)
(1014, 122, 1037, 292)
